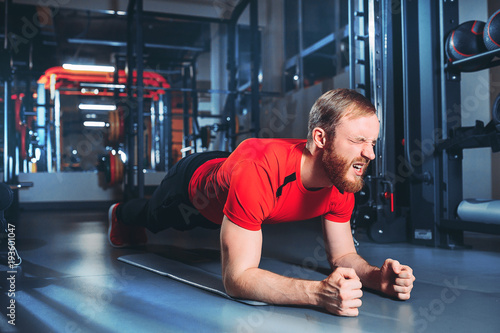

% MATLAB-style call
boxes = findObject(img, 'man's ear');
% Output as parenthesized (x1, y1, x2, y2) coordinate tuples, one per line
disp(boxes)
(312, 127, 327, 149)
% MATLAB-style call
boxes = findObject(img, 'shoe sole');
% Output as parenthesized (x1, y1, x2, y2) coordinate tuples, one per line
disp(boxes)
(108, 203, 129, 248)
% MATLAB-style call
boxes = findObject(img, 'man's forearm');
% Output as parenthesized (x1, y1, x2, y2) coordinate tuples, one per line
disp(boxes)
(225, 267, 321, 306)
(330, 253, 381, 291)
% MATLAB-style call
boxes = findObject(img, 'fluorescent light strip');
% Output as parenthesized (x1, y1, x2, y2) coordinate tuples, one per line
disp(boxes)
(83, 121, 107, 128)
(62, 64, 115, 72)
(78, 104, 116, 111)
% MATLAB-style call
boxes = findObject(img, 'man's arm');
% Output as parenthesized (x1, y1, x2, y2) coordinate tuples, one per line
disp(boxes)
(220, 215, 363, 316)
(322, 217, 415, 300)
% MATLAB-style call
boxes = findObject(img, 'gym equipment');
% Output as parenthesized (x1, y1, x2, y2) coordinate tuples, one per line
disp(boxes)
(457, 199, 500, 224)
(200, 126, 212, 149)
(98, 151, 124, 186)
(484, 9, 500, 50)
(493, 93, 500, 131)
(445, 20, 492, 71)
(107, 109, 125, 145)
(118, 253, 268, 306)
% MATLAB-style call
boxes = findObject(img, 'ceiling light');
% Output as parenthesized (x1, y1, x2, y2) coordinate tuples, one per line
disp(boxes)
(62, 64, 115, 72)
(83, 121, 107, 128)
(78, 104, 116, 111)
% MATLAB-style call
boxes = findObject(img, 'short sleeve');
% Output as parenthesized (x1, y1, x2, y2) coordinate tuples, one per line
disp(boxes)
(323, 192, 355, 223)
(223, 161, 275, 231)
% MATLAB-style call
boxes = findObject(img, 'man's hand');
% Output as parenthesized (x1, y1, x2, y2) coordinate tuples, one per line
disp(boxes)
(318, 267, 363, 316)
(379, 258, 415, 300)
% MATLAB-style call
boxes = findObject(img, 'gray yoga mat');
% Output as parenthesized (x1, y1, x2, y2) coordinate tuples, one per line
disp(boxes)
(118, 253, 269, 306)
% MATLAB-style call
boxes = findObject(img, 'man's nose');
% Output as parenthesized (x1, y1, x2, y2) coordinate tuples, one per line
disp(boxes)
(362, 144, 376, 160)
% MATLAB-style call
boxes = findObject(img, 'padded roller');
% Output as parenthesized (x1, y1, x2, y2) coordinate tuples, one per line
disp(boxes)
(457, 199, 500, 224)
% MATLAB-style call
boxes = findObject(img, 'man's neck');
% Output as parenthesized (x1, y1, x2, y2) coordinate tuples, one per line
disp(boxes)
(301, 145, 332, 190)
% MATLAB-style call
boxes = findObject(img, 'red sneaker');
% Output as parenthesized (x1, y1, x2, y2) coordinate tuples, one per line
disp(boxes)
(108, 203, 147, 248)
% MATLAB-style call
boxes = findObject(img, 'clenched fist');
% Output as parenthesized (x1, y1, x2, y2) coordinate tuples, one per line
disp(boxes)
(379, 258, 415, 300)
(317, 267, 363, 316)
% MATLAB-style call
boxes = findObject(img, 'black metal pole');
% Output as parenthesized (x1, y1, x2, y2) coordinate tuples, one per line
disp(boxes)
(191, 61, 199, 153)
(226, 22, 237, 151)
(224, 0, 251, 151)
(113, 53, 120, 100)
(164, 91, 173, 170)
(136, 0, 145, 199)
(126, 0, 136, 200)
(249, 0, 260, 137)
(3, 0, 12, 183)
(182, 65, 191, 153)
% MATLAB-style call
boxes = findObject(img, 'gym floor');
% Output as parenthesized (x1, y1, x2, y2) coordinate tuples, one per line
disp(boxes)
(1, 209, 499, 333)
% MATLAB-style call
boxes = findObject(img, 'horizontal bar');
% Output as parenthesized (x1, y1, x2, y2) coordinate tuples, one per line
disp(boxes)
(143, 11, 231, 24)
(67, 38, 206, 52)
(445, 47, 500, 72)
(9, 182, 34, 189)
(284, 24, 349, 69)
(78, 83, 280, 96)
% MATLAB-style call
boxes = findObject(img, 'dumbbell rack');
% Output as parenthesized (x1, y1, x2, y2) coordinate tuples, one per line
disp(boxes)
(437, 6, 500, 238)
(349, 0, 500, 246)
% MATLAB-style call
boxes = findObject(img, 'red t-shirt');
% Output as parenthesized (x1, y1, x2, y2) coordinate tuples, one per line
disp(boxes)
(188, 138, 354, 231)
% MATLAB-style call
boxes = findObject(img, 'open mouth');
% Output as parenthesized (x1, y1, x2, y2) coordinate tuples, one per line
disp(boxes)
(352, 163, 365, 176)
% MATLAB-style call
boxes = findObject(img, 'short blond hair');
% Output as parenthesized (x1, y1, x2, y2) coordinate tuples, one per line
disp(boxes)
(307, 89, 377, 142)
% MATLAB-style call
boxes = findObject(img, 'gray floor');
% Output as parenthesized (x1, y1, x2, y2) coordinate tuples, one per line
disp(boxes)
(1, 209, 500, 333)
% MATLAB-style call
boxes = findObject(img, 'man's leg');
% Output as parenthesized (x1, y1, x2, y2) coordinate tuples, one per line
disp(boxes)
(108, 151, 229, 246)
(108, 201, 148, 248)
(142, 151, 230, 232)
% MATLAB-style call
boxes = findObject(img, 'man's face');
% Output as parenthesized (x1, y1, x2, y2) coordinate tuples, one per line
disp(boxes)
(321, 114, 379, 193)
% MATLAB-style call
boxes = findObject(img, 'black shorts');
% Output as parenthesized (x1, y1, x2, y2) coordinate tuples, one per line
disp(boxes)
(146, 151, 231, 232)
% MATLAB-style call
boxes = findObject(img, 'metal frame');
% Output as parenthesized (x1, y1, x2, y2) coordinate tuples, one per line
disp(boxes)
(125, 0, 146, 199)
(348, 0, 407, 243)
(121, 0, 262, 196)
(349, 0, 369, 91)
(437, 0, 464, 246)
(223, 0, 261, 151)
(285, 0, 349, 92)
(401, 0, 440, 246)
(3, 0, 13, 183)
(438, 1, 500, 237)
(249, 0, 260, 137)
(182, 64, 192, 154)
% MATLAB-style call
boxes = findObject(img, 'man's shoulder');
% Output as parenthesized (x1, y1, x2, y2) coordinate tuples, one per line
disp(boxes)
(226, 138, 304, 176)
(236, 138, 305, 153)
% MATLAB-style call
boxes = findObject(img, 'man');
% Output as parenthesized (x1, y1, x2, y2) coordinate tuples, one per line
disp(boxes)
(108, 88, 415, 317)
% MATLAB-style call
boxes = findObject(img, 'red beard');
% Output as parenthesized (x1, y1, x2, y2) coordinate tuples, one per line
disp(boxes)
(321, 143, 368, 193)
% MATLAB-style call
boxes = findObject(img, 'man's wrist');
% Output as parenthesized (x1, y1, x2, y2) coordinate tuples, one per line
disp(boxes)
(361, 266, 382, 291)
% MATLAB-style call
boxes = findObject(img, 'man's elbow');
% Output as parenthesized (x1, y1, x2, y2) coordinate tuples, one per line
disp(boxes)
(222, 277, 238, 298)
(222, 273, 246, 298)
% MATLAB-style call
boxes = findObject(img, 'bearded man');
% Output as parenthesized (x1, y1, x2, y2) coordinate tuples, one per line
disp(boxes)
(108, 88, 415, 316)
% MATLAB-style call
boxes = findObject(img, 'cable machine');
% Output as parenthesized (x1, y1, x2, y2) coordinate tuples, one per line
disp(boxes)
(349, 0, 407, 243)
